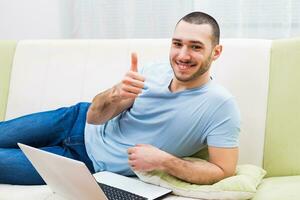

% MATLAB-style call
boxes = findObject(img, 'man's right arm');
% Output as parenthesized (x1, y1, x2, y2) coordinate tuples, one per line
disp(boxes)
(86, 53, 145, 125)
(86, 84, 135, 125)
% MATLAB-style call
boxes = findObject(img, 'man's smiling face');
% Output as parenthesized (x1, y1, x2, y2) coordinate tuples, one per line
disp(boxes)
(169, 20, 216, 84)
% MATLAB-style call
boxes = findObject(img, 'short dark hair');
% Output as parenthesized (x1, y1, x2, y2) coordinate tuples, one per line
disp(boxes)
(177, 12, 220, 46)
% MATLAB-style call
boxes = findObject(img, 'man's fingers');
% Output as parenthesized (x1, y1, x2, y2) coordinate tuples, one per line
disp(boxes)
(127, 147, 136, 154)
(128, 153, 137, 160)
(130, 52, 138, 72)
(122, 77, 144, 88)
(128, 160, 135, 166)
(126, 71, 145, 82)
(120, 91, 138, 99)
(122, 85, 142, 95)
(128, 160, 137, 170)
(127, 148, 132, 154)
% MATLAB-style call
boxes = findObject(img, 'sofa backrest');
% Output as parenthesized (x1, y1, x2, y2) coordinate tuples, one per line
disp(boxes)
(0, 40, 16, 121)
(5, 39, 171, 117)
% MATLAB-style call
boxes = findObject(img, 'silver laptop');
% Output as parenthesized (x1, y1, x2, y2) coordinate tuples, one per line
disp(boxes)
(18, 143, 171, 200)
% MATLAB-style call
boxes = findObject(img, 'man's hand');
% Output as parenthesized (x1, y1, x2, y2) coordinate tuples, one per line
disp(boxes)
(127, 144, 172, 172)
(87, 52, 145, 124)
(114, 52, 145, 100)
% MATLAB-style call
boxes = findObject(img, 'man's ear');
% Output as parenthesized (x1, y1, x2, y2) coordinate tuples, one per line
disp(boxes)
(211, 44, 222, 61)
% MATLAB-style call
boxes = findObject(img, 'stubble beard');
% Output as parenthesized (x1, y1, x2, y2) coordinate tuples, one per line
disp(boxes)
(170, 54, 212, 82)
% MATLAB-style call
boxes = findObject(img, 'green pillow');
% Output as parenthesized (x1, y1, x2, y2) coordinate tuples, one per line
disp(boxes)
(135, 158, 266, 200)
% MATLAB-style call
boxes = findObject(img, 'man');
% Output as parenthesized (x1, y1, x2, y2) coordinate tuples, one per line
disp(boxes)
(0, 11, 240, 185)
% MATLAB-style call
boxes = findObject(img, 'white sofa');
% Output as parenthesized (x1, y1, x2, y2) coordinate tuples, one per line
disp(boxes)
(0, 38, 299, 200)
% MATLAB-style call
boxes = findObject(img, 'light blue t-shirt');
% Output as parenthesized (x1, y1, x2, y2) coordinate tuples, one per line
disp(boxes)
(85, 63, 240, 175)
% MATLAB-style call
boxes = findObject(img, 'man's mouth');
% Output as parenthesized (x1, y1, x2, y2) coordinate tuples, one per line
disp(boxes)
(176, 61, 196, 70)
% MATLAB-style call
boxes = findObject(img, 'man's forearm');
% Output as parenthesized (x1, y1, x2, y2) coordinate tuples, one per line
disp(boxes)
(87, 84, 129, 125)
(161, 155, 228, 185)
(128, 144, 236, 185)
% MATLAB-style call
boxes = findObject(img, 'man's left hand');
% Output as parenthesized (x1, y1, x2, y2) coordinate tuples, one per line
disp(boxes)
(127, 144, 172, 172)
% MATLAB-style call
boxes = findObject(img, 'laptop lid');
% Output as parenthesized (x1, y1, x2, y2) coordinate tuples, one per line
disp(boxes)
(18, 143, 107, 200)
(18, 143, 171, 200)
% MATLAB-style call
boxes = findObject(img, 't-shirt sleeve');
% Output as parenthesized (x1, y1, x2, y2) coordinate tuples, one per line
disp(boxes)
(206, 98, 241, 148)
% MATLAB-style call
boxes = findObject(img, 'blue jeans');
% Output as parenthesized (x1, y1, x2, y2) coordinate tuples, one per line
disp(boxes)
(0, 102, 95, 185)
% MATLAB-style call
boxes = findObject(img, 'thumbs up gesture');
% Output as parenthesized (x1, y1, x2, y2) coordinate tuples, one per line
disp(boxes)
(117, 53, 145, 100)
(130, 52, 138, 72)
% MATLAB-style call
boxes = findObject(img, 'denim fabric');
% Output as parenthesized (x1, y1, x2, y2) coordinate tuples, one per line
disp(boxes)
(0, 102, 94, 185)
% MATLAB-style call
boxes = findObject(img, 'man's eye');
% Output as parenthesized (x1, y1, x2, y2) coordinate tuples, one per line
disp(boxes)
(191, 45, 202, 50)
(173, 42, 182, 47)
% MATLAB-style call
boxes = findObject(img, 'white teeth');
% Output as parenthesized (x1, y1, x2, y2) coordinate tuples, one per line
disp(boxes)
(178, 63, 191, 70)
(179, 65, 188, 69)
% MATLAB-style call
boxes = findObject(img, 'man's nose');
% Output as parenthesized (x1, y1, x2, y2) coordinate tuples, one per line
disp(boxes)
(178, 47, 191, 61)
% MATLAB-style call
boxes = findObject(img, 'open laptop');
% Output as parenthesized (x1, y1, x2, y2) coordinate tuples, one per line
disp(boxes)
(18, 143, 172, 200)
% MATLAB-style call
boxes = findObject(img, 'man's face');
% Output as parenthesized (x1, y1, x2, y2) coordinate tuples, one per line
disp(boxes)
(169, 21, 217, 83)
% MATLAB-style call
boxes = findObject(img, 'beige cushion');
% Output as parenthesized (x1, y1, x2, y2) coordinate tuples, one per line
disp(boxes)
(135, 159, 266, 200)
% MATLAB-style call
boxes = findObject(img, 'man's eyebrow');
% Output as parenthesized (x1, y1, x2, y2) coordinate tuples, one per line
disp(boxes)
(190, 40, 205, 46)
(172, 38, 204, 46)
(172, 38, 181, 42)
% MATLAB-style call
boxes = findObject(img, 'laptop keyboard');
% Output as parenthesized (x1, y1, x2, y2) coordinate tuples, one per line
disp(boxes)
(98, 182, 148, 200)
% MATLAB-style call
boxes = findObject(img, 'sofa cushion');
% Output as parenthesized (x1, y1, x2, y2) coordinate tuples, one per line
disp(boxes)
(252, 176, 300, 200)
(0, 40, 16, 121)
(135, 159, 266, 200)
(264, 38, 300, 177)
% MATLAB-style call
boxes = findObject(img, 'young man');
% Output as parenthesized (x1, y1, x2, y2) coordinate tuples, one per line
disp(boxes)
(0, 12, 240, 185)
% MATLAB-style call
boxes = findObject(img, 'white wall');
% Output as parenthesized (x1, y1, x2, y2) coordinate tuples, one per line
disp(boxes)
(0, 0, 67, 39)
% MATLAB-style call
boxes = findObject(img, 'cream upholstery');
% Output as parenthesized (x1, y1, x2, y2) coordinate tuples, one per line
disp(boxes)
(5, 39, 170, 119)
(211, 39, 271, 166)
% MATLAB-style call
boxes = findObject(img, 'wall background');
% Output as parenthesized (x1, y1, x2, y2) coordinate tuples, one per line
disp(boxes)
(0, 0, 299, 40)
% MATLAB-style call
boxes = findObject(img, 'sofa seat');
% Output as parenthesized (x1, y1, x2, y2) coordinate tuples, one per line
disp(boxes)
(0, 184, 53, 200)
(252, 176, 300, 200)
(0, 184, 193, 200)
(0, 171, 192, 200)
